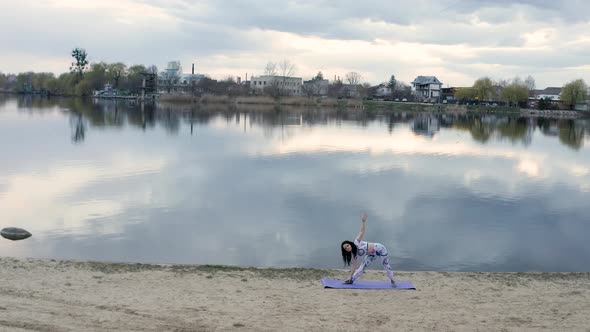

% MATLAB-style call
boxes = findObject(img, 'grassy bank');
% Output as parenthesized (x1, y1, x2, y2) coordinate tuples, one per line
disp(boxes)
(363, 99, 520, 113)
(159, 94, 525, 114)
(159, 94, 363, 109)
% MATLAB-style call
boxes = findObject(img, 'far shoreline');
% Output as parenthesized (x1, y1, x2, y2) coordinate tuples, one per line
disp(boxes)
(3, 92, 587, 119)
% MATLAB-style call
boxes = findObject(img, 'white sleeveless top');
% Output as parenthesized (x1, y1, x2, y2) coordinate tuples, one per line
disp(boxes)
(354, 238, 369, 257)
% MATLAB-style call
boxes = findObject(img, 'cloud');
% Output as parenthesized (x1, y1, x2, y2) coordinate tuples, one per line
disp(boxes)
(0, 0, 589, 86)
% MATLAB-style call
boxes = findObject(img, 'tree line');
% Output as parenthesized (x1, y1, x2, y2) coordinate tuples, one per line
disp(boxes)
(1, 49, 588, 110)
(453, 75, 588, 110)
(0, 48, 158, 96)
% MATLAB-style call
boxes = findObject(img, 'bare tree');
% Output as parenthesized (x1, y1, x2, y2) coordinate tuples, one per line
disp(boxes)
(342, 72, 362, 98)
(261, 61, 279, 96)
(277, 59, 296, 96)
(345, 72, 362, 85)
(263, 59, 297, 97)
(278, 59, 295, 77)
(264, 62, 277, 76)
(525, 75, 536, 97)
(524, 75, 535, 90)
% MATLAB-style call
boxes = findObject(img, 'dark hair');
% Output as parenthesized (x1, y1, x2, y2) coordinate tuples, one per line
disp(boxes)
(341, 240, 357, 266)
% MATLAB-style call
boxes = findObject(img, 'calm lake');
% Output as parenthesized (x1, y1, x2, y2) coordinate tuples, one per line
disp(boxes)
(1, 96, 589, 272)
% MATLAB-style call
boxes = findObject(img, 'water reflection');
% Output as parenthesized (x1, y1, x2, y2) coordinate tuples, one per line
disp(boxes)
(1, 96, 589, 271)
(6, 96, 588, 149)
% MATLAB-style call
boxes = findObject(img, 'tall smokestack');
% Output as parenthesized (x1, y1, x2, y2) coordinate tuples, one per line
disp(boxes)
(192, 63, 194, 75)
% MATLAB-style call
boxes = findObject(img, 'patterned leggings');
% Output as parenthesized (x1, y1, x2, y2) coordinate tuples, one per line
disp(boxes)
(351, 243, 395, 282)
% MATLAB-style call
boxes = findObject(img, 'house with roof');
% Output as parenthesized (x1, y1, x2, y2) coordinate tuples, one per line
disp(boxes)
(533, 87, 562, 101)
(372, 83, 392, 99)
(411, 76, 443, 102)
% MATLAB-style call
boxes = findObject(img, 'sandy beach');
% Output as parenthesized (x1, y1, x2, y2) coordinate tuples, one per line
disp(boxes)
(1, 257, 589, 331)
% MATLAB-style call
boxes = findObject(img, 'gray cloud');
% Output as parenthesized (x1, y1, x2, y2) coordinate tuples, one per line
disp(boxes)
(144, 0, 589, 40)
(1, 0, 589, 87)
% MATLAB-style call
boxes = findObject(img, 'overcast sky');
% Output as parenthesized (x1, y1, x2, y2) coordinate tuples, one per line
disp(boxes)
(1, 0, 589, 87)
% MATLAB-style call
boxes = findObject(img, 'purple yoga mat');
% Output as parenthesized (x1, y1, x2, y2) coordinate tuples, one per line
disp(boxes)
(321, 278, 416, 290)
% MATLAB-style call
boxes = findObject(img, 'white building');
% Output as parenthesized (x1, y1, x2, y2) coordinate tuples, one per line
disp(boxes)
(158, 61, 205, 93)
(179, 73, 205, 85)
(411, 76, 443, 101)
(250, 75, 303, 96)
(534, 87, 562, 101)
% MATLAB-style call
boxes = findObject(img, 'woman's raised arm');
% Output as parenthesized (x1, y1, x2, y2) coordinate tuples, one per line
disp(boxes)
(355, 213, 367, 241)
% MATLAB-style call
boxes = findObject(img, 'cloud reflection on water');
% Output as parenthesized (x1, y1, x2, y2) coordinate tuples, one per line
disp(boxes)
(1, 97, 589, 271)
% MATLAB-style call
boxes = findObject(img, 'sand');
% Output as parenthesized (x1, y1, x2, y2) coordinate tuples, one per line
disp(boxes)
(1, 257, 589, 331)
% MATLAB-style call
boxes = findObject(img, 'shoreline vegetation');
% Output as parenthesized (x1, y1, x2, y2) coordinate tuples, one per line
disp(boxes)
(1, 257, 589, 331)
(124, 94, 590, 118)
(2, 91, 586, 118)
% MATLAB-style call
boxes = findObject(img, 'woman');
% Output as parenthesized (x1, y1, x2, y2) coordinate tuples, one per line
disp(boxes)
(340, 213, 397, 287)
